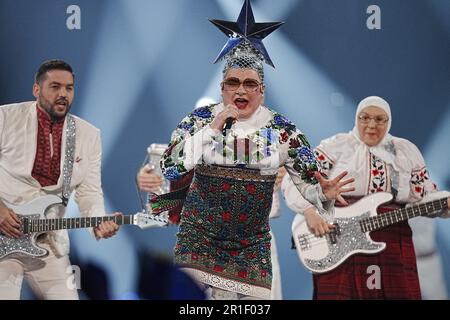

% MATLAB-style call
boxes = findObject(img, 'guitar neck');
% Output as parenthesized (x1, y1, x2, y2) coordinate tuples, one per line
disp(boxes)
(361, 197, 448, 233)
(24, 215, 134, 233)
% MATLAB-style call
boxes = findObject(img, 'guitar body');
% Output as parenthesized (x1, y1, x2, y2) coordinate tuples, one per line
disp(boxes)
(292, 192, 393, 274)
(0, 195, 62, 259)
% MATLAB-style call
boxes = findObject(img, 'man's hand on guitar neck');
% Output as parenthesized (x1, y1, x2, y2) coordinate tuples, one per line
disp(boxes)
(0, 203, 22, 239)
(94, 212, 122, 239)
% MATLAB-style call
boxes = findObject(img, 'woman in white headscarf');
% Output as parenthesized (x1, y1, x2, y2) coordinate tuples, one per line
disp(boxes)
(282, 96, 450, 299)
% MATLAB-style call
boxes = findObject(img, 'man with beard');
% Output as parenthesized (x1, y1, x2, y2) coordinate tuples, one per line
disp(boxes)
(0, 60, 120, 299)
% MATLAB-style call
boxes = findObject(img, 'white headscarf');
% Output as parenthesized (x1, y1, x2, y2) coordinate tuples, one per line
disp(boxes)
(317, 96, 427, 201)
(353, 96, 392, 135)
(350, 96, 397, 170)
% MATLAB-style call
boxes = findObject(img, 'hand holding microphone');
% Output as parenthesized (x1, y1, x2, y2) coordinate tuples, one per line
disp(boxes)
(223, 118, 234, 136)
(210, 104, 239, 135)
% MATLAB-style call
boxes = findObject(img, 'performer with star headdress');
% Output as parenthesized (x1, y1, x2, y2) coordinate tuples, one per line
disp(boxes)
(151, 0, 355, 300)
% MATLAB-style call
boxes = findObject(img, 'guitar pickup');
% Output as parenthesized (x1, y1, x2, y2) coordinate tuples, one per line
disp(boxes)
(333, 223, 341, 235)
(20, 217, 29, 234)
(298, 234, 311, 250)
(328, 223, 341, 244)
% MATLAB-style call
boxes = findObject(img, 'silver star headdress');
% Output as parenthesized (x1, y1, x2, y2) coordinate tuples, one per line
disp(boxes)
(209, 0, 284, 82)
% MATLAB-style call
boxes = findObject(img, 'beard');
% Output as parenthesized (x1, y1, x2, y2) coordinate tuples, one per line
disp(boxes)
(38, 94, 72, 121)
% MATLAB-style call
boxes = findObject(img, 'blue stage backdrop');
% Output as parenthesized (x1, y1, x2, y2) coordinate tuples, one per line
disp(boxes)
(1, 0, 449, 299)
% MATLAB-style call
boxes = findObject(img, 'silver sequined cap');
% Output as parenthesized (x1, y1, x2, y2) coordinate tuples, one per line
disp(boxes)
(223, 40, 265, 82)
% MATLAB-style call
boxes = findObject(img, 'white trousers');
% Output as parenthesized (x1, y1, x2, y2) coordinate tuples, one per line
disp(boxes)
(270, 231, 282, 300)
(0, 238, 78, 300)
(410, 218, 448, 299)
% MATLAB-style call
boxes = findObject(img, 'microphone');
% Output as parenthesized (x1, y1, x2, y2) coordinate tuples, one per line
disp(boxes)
(222, 118, 233, 136)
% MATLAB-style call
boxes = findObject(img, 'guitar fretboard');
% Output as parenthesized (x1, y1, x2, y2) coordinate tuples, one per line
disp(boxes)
(24, 215, 134, 233)
(24, 215, 134, 232)
(360, 198, 447, 233)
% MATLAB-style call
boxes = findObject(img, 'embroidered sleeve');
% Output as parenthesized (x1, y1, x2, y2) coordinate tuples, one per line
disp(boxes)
(276, 121, 333, 220)
(410, 167, 432, 199)
(409, 168, 450, 217)
(403, 139, 449, 217)
(160, 105, 219, 181)
(284, 131, 319, 185)
(314, 148, 334, 178)
(405, 139, 438, 202)
(267, 112, 319, 186)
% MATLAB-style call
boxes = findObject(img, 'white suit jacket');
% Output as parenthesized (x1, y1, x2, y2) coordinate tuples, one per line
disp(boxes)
(0, 101, 106, 256)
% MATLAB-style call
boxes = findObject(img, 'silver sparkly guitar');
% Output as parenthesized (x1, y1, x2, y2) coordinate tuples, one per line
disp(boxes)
(292, 192, 448, 274)
(0, 195, 168, 259)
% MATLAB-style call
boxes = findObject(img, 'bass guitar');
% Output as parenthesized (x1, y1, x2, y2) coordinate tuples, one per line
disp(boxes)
(292, 192, 448, 273)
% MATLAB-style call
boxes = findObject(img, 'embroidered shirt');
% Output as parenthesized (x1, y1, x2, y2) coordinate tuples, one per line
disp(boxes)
(31, 106, 65, 187)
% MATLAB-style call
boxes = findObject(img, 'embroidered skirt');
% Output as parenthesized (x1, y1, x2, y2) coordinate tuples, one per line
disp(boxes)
(175, 165, 276, 299)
